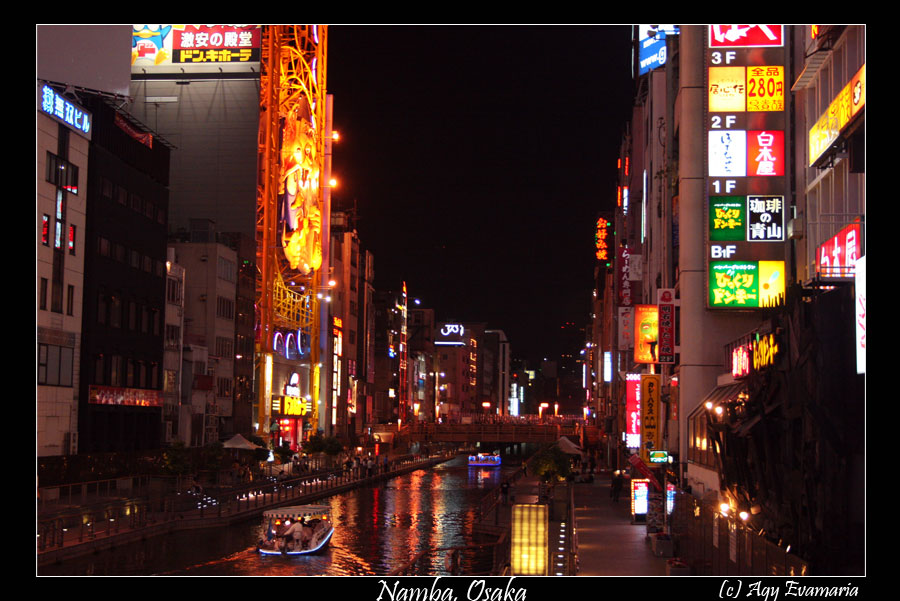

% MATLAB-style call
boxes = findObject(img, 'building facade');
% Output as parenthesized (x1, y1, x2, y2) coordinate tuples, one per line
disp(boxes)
(77, 97, 170, 453)
(595, 24, 864, 574)
(37, 84, 90, 457)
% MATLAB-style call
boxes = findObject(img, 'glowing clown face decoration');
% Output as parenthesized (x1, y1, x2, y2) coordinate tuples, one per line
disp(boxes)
(279, 111, 322, 276)
(634, 305, 659, 363)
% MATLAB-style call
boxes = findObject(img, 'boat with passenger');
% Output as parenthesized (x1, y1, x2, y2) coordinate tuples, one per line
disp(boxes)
(257, 505, 334, 556)
(468, 452, 501, 467)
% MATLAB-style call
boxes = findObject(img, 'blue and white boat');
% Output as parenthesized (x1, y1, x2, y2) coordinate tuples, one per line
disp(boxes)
(257, 505, 334, 556)
(468, 452, 502, 467)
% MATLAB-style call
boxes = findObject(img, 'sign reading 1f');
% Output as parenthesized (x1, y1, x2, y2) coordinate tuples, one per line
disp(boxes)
(711, 180, 738, 194)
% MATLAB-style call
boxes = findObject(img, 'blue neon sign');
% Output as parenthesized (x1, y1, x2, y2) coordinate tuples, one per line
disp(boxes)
(39, 83, 92, 138)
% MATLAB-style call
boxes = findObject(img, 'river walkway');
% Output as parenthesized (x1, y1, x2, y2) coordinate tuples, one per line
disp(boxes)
(37, 453, 452, 569)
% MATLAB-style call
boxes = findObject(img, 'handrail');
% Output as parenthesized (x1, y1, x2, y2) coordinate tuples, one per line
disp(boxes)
(37, 453, 455, 558)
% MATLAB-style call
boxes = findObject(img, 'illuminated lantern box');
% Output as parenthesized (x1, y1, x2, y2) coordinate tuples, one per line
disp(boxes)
(511, 504, 548, 575)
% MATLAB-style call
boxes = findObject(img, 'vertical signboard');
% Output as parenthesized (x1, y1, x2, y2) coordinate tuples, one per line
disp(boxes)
(856, 255, 866, 374)
(640, 374, 662, 463)
(706, 25, 788, 309)
(633, 305, 659, 364)
(657, 289, 676, 363)
(625, 373, 641, 449)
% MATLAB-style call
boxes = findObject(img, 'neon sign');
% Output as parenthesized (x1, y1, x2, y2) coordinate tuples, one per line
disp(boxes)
(709, 25, 783, 48)
(752, 332, 779, 371)
(595, 217, 611, 263)
(39, 83, 91, 138)
(706, 25, 788, 310)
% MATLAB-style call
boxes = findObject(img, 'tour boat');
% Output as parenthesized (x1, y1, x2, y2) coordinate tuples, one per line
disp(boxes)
(257, 505, 334, 556)
(468, 452, 502, 467)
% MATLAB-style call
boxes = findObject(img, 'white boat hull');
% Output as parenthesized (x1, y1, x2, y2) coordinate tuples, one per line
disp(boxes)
(258, 526, 334, 556)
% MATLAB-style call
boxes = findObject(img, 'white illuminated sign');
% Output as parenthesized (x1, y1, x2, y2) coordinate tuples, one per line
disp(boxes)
(440, 324, 465, 337)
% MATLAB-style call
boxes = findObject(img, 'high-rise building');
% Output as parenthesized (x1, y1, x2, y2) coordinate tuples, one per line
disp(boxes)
(77, 96, 171, 453)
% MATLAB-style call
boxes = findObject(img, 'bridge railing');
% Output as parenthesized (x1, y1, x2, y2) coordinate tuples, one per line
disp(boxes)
(406, 422, 579, 443)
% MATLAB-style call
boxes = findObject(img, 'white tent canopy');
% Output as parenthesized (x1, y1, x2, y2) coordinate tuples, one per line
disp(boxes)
(557, 436, 584, 458)
(223, 433, 262, 450)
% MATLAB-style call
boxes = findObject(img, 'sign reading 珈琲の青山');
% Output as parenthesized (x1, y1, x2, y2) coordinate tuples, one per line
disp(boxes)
(705, 26, 788, 310)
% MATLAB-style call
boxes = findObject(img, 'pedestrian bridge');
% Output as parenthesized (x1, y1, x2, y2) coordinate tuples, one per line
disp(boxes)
(401, 422, 579, 444)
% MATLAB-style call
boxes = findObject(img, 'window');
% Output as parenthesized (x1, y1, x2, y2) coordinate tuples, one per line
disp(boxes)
(45, 152, 79, 194)
(216, 296, 234, 319)
(110, 355, 121, 386)
(68, 225, 76, 255)
(165, 324, 181, 349)
(94, 354, 105, 384)
(40, 278, 48, 310)
(109, 296, 121, 328)
(42, 215, 51, 246)
(97, 292, 107, 324)
(167, 276, 183, 304)
(218, 257, 236, 282)
(101, 177, 114, 199)
(217, 377, 233, 398)
(66, 285, 75, 316)
(38, 343, 74, 387)
(215, 336, 234, 358)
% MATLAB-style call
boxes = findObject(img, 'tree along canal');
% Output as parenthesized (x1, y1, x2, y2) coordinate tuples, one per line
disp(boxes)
(39, 455, 516, 576)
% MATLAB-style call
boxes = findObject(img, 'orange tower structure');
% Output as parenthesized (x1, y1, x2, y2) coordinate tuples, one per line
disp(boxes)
(256, 25, 329, 438)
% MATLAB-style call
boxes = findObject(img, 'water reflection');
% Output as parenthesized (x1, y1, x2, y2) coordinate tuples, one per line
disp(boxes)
(41, 455, 509, 576)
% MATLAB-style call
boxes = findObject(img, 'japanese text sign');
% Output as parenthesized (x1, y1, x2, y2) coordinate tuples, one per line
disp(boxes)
(657, 289, 676, 364)
(816, 221, 861, 278)
(640, 374, 662, 463)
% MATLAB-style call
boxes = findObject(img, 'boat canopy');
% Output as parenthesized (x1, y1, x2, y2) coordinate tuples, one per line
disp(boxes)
(263, 505, 331, 520)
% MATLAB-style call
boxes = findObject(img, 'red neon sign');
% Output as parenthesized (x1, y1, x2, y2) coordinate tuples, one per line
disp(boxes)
(709, 25, 783, 48)
(817, 222, 861, 278)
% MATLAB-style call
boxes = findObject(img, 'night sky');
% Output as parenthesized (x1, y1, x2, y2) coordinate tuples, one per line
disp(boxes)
(327, 25, 634, 365)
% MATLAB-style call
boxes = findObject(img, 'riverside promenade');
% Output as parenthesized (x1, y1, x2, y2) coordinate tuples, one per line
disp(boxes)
(37, 453, 451, 569)
(476, 469, 669, 576)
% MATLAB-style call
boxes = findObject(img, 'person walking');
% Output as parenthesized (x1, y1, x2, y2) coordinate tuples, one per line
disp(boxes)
(611, 470, 624, 502)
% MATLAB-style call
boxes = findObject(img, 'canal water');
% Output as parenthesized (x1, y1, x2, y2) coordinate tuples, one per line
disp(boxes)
(40, 454, 515, 576)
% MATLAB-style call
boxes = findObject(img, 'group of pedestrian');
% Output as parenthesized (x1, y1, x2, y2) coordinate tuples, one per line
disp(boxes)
(343, 454, 389, 478)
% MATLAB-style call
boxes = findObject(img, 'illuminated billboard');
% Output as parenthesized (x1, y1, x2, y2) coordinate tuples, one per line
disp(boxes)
(279, 105, 323, 277)
(709, 260, 784, 308)
(634, 305, 659, 364)
(817, 221, 861, 278)
(625, 373, 641, 448)
(131, 25, 261, 71)
(640, 374, 662, 463)
(709, 25, 783, 48)
(638, 25, 680, 76)
(809, 64, 866, 166)
(706, 26, 788, 310)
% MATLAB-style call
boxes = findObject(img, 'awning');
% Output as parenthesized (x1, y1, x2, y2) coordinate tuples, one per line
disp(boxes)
(690, 382, 748, 417)
(373, 432, 395, 443)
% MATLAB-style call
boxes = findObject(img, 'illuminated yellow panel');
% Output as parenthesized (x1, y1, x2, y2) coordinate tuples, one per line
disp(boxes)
(511, 504, 548, 576)
(709, 66, 746, 112)
(758, 260, 785, 307)
(746, 66, 785, 112)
